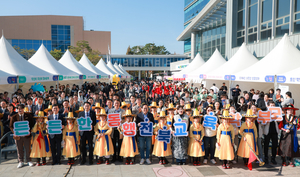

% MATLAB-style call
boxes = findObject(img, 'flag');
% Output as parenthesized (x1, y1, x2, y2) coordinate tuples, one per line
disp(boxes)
(248, 149, 257, 170)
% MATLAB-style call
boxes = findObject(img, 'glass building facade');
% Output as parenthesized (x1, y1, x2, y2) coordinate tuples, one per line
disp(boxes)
(51, 25, 71, 51)
(11, 39, 52, 51)
(110, 57, 187, 68)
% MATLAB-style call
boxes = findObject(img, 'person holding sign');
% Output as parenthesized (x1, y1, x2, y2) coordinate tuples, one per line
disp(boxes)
(78, 102, 96, 165)
(188, 109, 204, 166)
(166, 103, 176, 126)
(30, 111, 51, 166)
(94, 108, 114, 165)
(10, 104, 34, 168)
(278, 104, 300, 167)
(215, 109, 235, 169)
(153, 111, 172, 165)
(237, 109, 258, 166)
(62, 112, 80, 165)
(172, 106, 189, 165)
(119, 110, 139, 165)
(47, 104, 65, 165)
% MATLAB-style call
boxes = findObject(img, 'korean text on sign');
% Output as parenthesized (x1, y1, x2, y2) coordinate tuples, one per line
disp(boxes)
(14, 121, 30, 136)
(108, 113, 121, 128)
(229, 112, 242, 127)
(203, 112, 218, 130)
(257, 107, 283, 125)
(139, 118, 153, 136)
(173, 118, 188, 136)
(122, 122, 136, 137)
(47, 120, 62, 134)
(157, 126, 171, 144)
(77, 117, 92, 131)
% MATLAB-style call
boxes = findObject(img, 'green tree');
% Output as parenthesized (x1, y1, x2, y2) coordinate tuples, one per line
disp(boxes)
(13, 46, 36, 60)
(127, 43, 170, 55)
(68, 40, 101, 65)
(126, 45, 133, 55)
(50, 49, 63, 60)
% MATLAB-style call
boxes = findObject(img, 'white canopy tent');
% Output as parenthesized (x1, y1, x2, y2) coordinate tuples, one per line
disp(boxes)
(95, 59, 116, 76)
(114, 63, 126, 76)
(107, 60, 122, 75)
(188, 49, 226, 83)
(0, 36, 54, 93)
(173, 53, 205, 79)
(119, 64, 131, 77)
(205, 43, 259, 92)
(0, 70, 17, 94)
(79, 54, 109, 82)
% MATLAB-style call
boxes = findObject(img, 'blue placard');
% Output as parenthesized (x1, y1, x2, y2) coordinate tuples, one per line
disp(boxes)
(183, 74, 186, 78)
(47, 120, 62, 134)
(157, 126, 171, 144)
(277, 75, 286, 83)
(203, 112, 218, 131)
(7, 76, 18, 84)
(173, 118, 188, 137)
(77, 117, 93, 131)
(79, 75, 83, 80)
(265, 75, 275, 82)
(199, 74, 204, 79)
(14, 121, 30, 136)
(53, 75, 59, 81)
(139, 118, 153, 136)
(231, 75, 236, 80)
(224, 75, 230, 80)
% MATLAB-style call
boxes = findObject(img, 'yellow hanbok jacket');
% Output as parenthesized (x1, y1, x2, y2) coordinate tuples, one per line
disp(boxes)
(30, 123, 51, 158)
(152, 123, 172, 157)
(93, 121, 114, 157)
(214, 123, 235, 160)
(119, 122, 139, 157)
(188, 123, 205, 157)
(152, 113, 159, 145)
(237, 122, 258, 158)
(62, 124, 80, 158)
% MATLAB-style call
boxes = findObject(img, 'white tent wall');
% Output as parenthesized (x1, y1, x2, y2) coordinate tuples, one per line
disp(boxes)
(0, 84, 17, 96)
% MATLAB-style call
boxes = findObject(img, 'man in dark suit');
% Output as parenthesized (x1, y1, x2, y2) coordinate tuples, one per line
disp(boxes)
(136, 104, 155, 165)
(202, 95, 213, 114)
(78, 102, 96, 165)
(48, 104, 65, 165)
(1, 100, 10, 134)
(33, 96, 45, 116)
(59, 100, 73, 117)
(10, 104, 34, 168)
(26, 98, 34, 115)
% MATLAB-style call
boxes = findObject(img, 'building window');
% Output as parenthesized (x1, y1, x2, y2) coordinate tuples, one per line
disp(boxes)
(184, 0, 210, 23)
(51, 25, 71, 51)
(237, 0, 246, 46)
(184, 38, 191, 53)
(294, 0, 300, 33)
(275, 0, 290, 37)
(248, 0, 258, 44)
(261, 0, 273, 41)
(11, 39, 52, 52)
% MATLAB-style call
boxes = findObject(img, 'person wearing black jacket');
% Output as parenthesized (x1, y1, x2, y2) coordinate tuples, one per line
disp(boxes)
(231, 85, 241, 106)
(256, 93, 268, 111)
(136, 104, 155, 164)
(78, 102, 96, 165)
(47, 104, 65, 165)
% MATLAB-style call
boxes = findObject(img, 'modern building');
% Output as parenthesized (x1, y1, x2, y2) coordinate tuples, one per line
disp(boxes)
(0, 15, 111, 54)
(105, 54, 189, 79)
(178, 0, 300, 61)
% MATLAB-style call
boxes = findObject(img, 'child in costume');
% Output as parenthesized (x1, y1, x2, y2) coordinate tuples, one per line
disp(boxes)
(215, 109, 235, 169)
(166, 103, 176, 126)
(62, 112, 80, 165)
(30, 111, 51, 166)
(119, 110, 139, 165)
(94, 108, 114, 165)
(184, 104, 193, 124)
(152, 111, 172, 165)
(278, 104, 300, 167)
(237, 109, 258, 166)
(150, 102, 159, 146)
(188, 109, 205, 166)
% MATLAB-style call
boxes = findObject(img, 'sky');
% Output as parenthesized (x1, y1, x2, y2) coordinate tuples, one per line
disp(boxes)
(0, 0, 184, 55)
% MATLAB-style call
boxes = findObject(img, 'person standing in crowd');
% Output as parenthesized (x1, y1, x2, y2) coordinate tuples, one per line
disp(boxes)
(281, 91, 294, 107)
(273, 88, 283, 107)
(210, 83, 219, 94)
(33, 96, 45, 116)
(136, 104, 154, 165)
(231, 85, 241, 107)
(221, 83, 227, 95)
(132, 96, 142, 115)
(10, 104, 34, 168)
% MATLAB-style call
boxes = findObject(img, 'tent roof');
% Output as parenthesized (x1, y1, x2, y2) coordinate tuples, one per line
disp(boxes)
(0, 70, 16, 85)
(29, 44, 79, 78)
(107, 61, 121, 75)
(190, 48, 226, 76)
(206, 43, 258, 80)
(59, 50, 96, 77)
(114, 63, 126, 75)
(278, 67, 300, 84)
(95, 59, 115, 76)
(0, 36, 53, 83)
(179, 53, 205, 74)
(235, 34, 300, 82)
(118, 64, 131, 76)
(79, 54, 108, 77)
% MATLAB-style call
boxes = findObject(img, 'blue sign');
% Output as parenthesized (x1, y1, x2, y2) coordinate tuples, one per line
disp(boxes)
(53, 75, 59, 81)
(77, 117, 93, 131)
(157, 126, 171, 144)
(203, 112, 218, 131)
(79, 75, 83, 80)
(13, 121, 30, 136)
(139, 118, 153, 136)
(224, 75, 235, 81)
(199, 74, 204, 79)
(277, 75, 286, 83)
(173, 118, 188, 137)
(265, 75, 275, 82)
(7, 77, 18, 84)
(47, 120, 62, 134)
(183, 74, 186, 78)
(97, 75, 100, 79)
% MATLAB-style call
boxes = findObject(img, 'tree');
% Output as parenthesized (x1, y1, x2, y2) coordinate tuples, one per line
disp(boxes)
(126, 45, 133, 55)
(13, 46, 36, 60)
(68, 40, 101, 65)
(50, 49, 63, 60)
(127, 43, 170, 55)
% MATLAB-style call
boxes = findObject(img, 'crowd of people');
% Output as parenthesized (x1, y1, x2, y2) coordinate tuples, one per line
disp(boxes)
(0, 80, 299, 170)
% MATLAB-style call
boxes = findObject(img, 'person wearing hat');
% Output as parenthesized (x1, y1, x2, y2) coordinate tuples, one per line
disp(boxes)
(121, 101, 130, 112)
(172, 106, 190, 165)
(215, 109, 235, 169)
(149, 102, 159, 124)
(278, 103, 300, 167)
(119, 110, 139, 165)
(166, 103, 176, 126)
(153, 111, 172, 165)
(62, 112, 80, 165)
(94, 108, 114, 165)
(30, 111, 52, 166)
(237, 109, 258, 166)
(47, 104, 65, 165)
(184, 104, 193, 124)
(188, 109, 204, 166)
(93, 103, 103, 123)
(10, 104, 35, 168)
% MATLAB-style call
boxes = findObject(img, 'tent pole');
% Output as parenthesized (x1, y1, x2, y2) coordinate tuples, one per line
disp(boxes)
(16, 76, 19, 92)
(274, 75, 278, 90)
(56, 80, 59, 90)
(228, 79, 231, 99)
